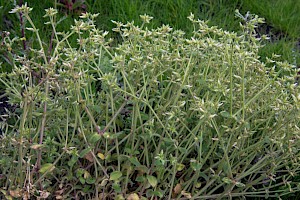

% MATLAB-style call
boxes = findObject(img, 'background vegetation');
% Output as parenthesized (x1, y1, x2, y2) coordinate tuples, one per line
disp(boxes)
(1, 0, 299, 72)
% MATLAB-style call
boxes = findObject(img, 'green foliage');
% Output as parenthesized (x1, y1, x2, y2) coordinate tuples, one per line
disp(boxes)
(0, 5, 300, 200)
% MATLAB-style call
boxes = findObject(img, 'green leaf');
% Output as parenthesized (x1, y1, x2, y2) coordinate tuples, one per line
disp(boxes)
(235, 181, 245, 187)
(79, 147, 92, 158)
(124, 147, 132, 154)
(79, 177, 85, 184)
(147, 175, 158, 188)
(178, 147, 187, 154)
(220, 111, 231, 118)
(110, 131, 125, 139)
(86, 177, 96, 184)
(112, 182, 122, 193)
(135, 165, 149, 174)
(199, 172, 209, 181)
(89, 133, 101, 145)
(83, 185, 91, 193)
(222, 177, 233, 184)
(176, 163, 185, 171)
(68, 155, 78, 167)
(152, 190, 163, 198)
(90, 105, 102, 113)
(190, 160, 202, 171)
(129, 157, 141, 166)
(110, 171, 122, 181)
(76, 168, 85, 177)
(39, 163, 55, 174)
(195, 182, 201, 188)
(136, 175, 146, 182)
(163, 138, 174, 144)
(221, 161, 230, 174)
(140, 113, 149, 121)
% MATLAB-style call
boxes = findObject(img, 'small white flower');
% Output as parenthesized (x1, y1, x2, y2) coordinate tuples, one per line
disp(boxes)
(140, 14, 153, 24)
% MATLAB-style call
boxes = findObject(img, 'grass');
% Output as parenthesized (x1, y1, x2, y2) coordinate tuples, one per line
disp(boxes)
(1, 0, 299, 67)
(239, 0, 300, 65)
(241, 0, 300, 39)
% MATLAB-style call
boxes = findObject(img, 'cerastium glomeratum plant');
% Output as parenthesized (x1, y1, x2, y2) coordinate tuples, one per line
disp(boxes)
(0, 5, 300, 199)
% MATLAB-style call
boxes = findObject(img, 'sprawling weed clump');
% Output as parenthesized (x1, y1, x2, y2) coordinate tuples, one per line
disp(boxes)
(0, 5, 300, 199)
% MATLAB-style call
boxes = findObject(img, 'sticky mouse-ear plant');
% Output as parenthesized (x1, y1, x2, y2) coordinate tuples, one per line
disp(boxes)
(0, 5, 112, 199)
(0, 5, 300, 199)
(107, 12, 300, 199)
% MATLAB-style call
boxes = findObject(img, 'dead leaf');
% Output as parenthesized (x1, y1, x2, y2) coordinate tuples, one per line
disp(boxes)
(9, 188, 22, 198)
(173, 183, 182, 194)
(127, 193, 139, 200)
(22, 190, 30, 200)
(55, 188, 65, 195)
(0, 189, 12, 200)
(30, 144, 44, 150)
(55, 195, 64, 199)
(97, 152, 105, 160)
(84, 151, 94, 162)
(181, 190, 192, 199)
(39, 190, 50, 198)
